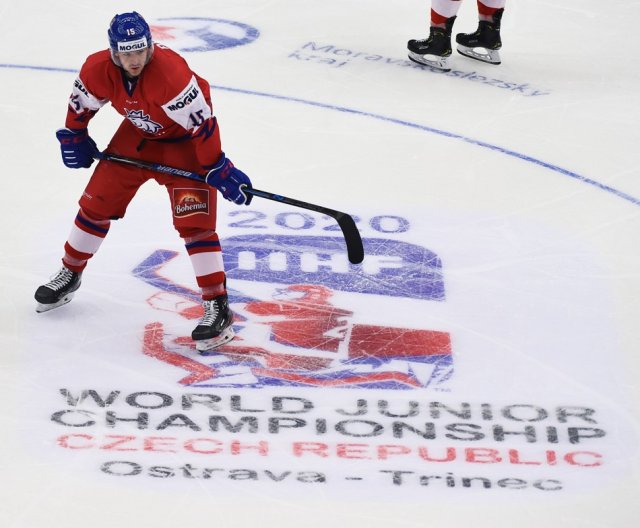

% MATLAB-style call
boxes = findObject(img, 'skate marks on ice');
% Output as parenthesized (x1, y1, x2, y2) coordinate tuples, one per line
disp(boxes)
(13, 57, 640, 503)
(2, 61, 638, 207)
(3, 3, 640, 523)
(20, 199, 639, 502)
(287, 41, 550, 97)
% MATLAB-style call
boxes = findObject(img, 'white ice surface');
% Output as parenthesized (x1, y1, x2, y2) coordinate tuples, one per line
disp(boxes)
(1, 1, 640, 527)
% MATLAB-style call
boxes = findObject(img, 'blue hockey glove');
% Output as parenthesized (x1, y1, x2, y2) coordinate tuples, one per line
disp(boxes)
(56, 128, 98, 169)
(205, 153, 253, 206)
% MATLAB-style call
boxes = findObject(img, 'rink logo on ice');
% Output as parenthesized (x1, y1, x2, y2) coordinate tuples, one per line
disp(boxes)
(173, 188, 210, 217)
(134, 232, 453, 390)
(289, 42, 551, 97)
(150, 17, 259, 53)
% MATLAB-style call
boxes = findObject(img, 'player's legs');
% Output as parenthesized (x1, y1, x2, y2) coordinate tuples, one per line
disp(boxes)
(431, 0, 463, 27)
(35, 122, 149, 312)
(169, 189, 234, 351)
(65, 122, 148, 270)
(408, 0, 462, 71)
(456, 0, 506, 64)
(154, 140, 234, 351)
(477, 0, 506, 21)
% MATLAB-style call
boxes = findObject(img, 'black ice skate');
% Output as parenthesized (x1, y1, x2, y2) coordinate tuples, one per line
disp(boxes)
(456, 9, 503, 65)
(191, 294, 235, 352)
(35, 266, 82, 313)
(407, 17, 456, 72)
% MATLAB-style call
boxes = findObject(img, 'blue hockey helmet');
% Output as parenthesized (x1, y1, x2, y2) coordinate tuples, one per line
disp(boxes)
(108, 12, 153, 55)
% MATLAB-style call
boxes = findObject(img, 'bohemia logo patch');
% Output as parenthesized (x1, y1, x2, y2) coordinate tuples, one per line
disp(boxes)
(173, 188, 210, 218)
(150, 17, 260, 53)
(135, 233, 453, 390)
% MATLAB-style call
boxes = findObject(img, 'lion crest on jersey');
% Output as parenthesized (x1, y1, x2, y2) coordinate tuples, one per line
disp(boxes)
(124, 108, 162, 134)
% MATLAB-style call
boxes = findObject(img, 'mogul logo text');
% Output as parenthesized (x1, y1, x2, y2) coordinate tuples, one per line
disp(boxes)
(166, 85, 200, 111)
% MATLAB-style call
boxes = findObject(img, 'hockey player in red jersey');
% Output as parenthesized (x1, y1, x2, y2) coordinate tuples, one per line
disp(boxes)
(35, 12, 250, 352)
(408, 0, 506, 72)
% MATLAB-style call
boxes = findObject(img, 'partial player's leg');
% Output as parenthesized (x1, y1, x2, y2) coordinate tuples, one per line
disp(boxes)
(35, 266, 83, 313)
(182, 227, 235, 352)
(163, 174, 234, 352)
(408, 0, 461, 71)
(191, 289, 235, 351)
(34, 208, 110, 313)
(35, 122, 145, 313)
(456, 1, 505, 64)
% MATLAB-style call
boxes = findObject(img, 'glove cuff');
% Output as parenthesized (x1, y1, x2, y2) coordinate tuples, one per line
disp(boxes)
(212, 152, 227, 172)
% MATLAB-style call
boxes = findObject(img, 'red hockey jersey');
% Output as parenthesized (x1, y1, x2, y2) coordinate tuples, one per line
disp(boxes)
(65, 45, 221, 171)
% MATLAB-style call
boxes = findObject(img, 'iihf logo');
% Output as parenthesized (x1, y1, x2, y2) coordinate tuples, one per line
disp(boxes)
(150, 17, 260, 53)
(135, 232, 454, 390)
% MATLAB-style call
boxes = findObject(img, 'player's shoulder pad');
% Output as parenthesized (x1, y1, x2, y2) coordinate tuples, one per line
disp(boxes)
(146, 46, 193, 90)
(80, 49, 115, 75)
(71, 50, 112, 112)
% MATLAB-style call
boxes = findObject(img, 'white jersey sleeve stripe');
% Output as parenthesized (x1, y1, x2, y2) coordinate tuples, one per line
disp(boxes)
(69, 77, 107, 114)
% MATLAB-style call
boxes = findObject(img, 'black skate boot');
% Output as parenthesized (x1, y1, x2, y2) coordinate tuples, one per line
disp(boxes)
(191, 294, 235, 352)
(35, 266, 82, 313)
(407, 17, 456, 72)
(456, 9, 503, 64)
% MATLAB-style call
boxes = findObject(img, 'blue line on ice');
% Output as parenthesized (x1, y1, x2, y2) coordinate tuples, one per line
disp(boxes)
(2, 62, 638, 207)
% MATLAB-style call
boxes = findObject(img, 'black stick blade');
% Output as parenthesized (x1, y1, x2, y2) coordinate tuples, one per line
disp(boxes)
(247, 188, 364, 264)
(336, 213, 364, 264)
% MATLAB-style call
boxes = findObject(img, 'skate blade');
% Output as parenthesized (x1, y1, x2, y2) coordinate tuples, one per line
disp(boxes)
(195, 326, 235, 353)
(456, 45, 501, 64)
(35, 292, 75, 313)
(408, 52, 451, 72)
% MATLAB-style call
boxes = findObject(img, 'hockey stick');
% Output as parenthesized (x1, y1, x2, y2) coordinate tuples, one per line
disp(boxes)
(94, 151, 364, 264)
